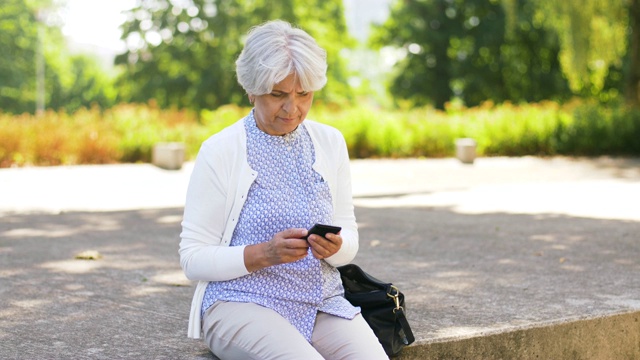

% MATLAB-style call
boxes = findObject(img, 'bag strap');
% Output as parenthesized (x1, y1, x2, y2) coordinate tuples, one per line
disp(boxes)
(394, 308, 416, 345)
(387, 285, 415, 346)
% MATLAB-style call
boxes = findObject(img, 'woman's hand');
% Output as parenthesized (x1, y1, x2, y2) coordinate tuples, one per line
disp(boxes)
(244, 228, 309, 272)
(307, 232, 342, 260)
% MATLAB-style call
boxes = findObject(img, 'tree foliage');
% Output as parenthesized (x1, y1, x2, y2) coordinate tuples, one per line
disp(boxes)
(627, 0, 640, 106)
(0, 0, 117, 114)
(525, 0, 640, 106)
(2, 0, 637, 115)
(0, 0, 41, 114)
(114, 0, 354, 111)
(533, 0, 628, 94)
(369, 0, 571, 109)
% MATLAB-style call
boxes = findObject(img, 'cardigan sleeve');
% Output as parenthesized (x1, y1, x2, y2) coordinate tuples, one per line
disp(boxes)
(179, 140, 251, 282)
(323, 129, 359, 267)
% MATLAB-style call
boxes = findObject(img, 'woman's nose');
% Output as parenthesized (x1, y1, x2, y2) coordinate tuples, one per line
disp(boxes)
(282, 96, 298, 115)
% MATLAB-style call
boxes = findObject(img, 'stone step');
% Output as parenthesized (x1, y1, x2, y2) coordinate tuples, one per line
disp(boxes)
(401, 311, 640, 359)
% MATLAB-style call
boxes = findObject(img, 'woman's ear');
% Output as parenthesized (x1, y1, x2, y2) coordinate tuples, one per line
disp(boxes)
(248, 95, 255, 105)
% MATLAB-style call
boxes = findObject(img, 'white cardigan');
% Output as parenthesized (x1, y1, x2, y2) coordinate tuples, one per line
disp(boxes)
(179, 118, 359, 338)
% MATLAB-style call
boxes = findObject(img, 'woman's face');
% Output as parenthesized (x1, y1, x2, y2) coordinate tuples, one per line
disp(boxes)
(252, 73, 314, 136)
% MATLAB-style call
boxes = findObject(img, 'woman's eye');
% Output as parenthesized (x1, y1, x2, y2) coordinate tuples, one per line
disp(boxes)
(270, 92, 284, 98)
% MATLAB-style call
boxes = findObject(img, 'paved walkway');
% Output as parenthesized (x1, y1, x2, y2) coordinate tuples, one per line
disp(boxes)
(1, 156, 639, 359)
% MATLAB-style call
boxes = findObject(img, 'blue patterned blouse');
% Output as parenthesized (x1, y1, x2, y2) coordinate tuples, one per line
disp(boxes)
(201, 111, 359, 341)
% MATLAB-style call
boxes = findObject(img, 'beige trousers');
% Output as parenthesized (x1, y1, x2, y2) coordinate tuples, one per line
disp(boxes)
(203, 301, 389, 360)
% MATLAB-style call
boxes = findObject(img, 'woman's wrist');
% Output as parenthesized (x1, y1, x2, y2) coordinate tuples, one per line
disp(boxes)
(243, 243, 269, 272)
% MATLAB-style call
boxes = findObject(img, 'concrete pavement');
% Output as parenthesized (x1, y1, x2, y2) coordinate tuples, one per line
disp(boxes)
(1, 156, 639, 359)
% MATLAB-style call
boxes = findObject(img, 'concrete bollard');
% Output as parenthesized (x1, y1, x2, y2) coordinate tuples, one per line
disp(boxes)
(455, 138, 477, 164)
(152, 142, 185, 170)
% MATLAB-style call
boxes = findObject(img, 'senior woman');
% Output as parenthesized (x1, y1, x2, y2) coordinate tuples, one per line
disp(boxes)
(179, 20, 388, 359)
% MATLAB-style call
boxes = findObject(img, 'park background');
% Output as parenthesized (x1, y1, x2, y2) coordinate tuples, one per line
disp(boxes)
(1, 0, 639, 167)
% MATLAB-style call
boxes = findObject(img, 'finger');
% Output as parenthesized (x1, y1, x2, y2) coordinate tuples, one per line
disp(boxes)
(308, 235, 329, 248)
(286, 238, 311, 249)
(308, 240, 331, 259)
(270, 238, 308, 255)
(324, 233, 343, 246)
(285, 247, 310, 259)
(310, 247, 324, 260)
(309, 234, 341, 251)
(308, 236, 335, 258)
(264, 240, 308, 264)
(280, 228, 308, 240)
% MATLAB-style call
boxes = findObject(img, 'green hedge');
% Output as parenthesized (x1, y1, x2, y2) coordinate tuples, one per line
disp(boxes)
(1, 100, 639, 167)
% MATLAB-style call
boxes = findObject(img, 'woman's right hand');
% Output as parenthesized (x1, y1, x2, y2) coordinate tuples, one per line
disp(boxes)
(243, 228, 309, 272)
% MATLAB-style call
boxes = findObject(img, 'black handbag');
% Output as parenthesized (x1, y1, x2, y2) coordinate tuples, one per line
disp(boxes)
(338, 264, 415, 357)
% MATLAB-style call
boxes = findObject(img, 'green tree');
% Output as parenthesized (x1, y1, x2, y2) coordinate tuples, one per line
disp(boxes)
(525, 0, 639, 106)
(0, 0, 41, 114)
(533, 0, 625, 93)
(498, 0, 570, 104)
(370, 0, 570, 109)
(626, 0, 640, 106)
(370, 0, 455, 109)
(48, 53, 118, 113)
(0, 0, 117, 114)
(115, 0, 354, 111)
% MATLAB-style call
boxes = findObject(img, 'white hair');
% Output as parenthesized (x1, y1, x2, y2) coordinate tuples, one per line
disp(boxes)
(236, 20, 328, 96)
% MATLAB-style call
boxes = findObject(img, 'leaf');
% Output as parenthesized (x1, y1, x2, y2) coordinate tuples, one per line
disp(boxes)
(74, 250, 102, 260)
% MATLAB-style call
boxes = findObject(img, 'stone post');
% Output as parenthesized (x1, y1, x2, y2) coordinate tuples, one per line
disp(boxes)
(455, 138, 477, 164)
(152, 142, 185, 170)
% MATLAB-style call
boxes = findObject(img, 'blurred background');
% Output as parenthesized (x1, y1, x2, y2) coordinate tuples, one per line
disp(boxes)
(1, 0, 639, 167)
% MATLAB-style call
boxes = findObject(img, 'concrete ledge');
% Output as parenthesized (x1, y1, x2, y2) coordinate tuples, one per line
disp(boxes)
(1, 157, 639, 359)
(400, 311, 640, 359)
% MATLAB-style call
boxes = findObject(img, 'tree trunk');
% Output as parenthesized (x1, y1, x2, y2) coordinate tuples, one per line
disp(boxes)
(626, 0, 640, 107)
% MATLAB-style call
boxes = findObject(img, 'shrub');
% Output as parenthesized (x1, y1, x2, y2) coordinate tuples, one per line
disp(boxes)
(555, 102, 640, 156)
(1, 100, 638, 168)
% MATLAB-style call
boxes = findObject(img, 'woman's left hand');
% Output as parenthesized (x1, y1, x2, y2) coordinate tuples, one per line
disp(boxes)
(307, 232, 342, 260)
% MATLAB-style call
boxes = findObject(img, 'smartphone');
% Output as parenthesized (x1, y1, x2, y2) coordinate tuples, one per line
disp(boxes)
(303, 223, 342, 240)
